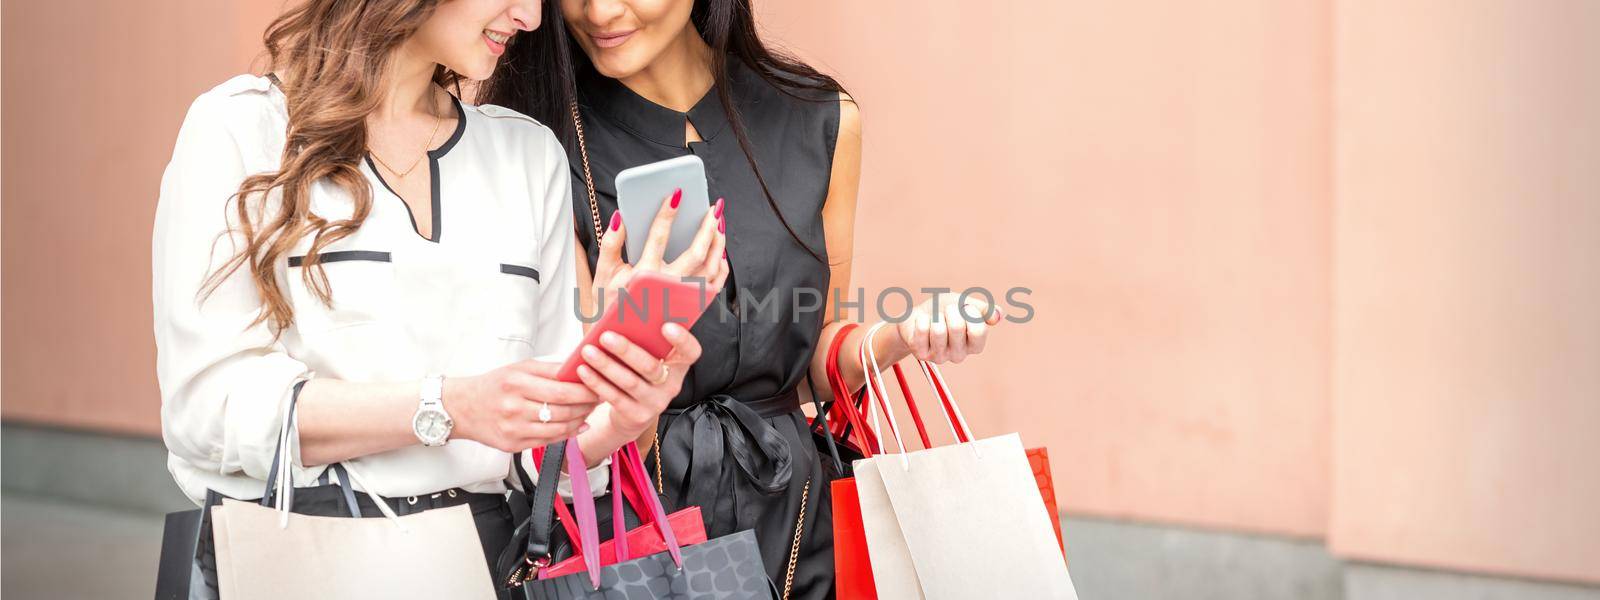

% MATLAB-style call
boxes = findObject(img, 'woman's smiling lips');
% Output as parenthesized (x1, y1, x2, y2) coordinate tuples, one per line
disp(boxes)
(590, 30, 634, 49)
(484, 29, 511, 55)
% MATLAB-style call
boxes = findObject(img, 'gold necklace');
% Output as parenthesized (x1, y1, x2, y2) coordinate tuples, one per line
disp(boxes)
(369, 99, 445, 179)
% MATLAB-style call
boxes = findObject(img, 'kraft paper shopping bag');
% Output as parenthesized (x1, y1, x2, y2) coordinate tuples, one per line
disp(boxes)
(211, 499, 495, 600)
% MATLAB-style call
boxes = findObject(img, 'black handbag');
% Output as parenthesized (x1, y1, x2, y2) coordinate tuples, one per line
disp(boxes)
(503, 437, 778, 599)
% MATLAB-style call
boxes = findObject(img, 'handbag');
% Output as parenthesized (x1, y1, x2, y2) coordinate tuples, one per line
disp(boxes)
(514, 437, 779, 599)
(848, 323, 1077, 599)
(206, 385, 497, 600)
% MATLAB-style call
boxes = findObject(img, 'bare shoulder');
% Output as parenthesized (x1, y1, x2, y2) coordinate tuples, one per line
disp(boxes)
(838, 91, 862, 142)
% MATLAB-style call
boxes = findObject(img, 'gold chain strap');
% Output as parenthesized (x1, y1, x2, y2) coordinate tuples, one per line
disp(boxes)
(653, 426, 664, 494)
(569, 102, 603, 244)
(783, 478, 811, 600)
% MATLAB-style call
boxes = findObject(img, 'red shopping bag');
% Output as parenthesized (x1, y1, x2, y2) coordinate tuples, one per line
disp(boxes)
(824, 326, 883, 597)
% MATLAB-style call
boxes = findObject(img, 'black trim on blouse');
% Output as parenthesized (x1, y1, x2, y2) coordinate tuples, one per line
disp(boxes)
(287, 250, 392, 266)
(499, 264, 541, 282)
(365, 95, 467, 243)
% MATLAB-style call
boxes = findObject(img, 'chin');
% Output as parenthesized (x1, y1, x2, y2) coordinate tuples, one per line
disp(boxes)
(454, 59, 498, 82)
(588, 54, 646, 81)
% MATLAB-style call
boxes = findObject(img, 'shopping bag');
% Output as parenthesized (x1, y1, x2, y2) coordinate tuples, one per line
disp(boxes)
(211, 500, 493, 600)
(832, 325, 1070, 598)
(851, 324, 1077, 599)
(538, 443, 710, 579)
(1030, 447, 1066, 556)
(518, 438, 778, 599)
(209, 390, 496, 600)
(153, 498, 206, 599)
(913, 358, 1067, 555)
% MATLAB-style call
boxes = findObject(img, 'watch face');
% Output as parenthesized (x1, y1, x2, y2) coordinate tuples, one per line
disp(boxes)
(414, 410, 450, 443)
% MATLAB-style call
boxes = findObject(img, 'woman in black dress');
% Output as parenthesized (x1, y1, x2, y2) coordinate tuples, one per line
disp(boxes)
(482, 1, 1002, 596)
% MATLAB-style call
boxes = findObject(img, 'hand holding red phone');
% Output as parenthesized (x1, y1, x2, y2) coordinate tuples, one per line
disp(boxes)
(564, 269, 716, 442)
(573, 322, 701, 439)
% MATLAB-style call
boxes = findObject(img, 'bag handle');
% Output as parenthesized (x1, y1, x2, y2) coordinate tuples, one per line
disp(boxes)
(859, 323, 986, 466)
(914, 360, 976, 443)
(260, 380, 307, 512)
(544, 440, 683, 589)
(261, 380, 403, 529)
(813, 322, 858, 470)
(546, 442, 661, 565)
(889, 362, 937, 449)
(522, 442, 569, 571)
(849, 326, 980, 453)
(824, 323, 877, 457)
(859, 323, 911, 466)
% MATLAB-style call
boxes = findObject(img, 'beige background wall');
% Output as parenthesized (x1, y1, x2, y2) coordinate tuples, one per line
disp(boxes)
(2, 0, 1594, 584)
(1328, 0, 1600, 583)
(1, 0, 278, 434)
(760, 0, 1335, 538)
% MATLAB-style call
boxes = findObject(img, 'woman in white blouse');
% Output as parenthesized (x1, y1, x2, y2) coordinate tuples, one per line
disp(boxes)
(153, 0, 720, 595)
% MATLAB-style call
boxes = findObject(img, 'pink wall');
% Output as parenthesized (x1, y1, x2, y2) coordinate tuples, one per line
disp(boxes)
(1, 0, 1595, 584)
(1328, 0, 1600, 583)
(1, 1, 283, 435)
(759, 0, 1335, 538)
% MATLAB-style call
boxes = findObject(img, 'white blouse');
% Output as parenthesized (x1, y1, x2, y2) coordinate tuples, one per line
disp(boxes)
(154, 74, 590, 503)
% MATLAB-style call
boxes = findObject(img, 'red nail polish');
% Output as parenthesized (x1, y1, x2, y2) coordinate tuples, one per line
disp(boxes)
(718, 219, 725, 234)
(608, 212, 622, 231)
(670, 188, 682, 209)
(714, 198, 725, 219)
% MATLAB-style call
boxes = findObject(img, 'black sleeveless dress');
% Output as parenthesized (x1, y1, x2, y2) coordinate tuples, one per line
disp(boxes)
(570, 61, 840, 598)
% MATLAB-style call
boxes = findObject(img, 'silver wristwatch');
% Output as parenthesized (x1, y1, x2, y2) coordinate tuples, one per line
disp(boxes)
(412, 375, 453, 447)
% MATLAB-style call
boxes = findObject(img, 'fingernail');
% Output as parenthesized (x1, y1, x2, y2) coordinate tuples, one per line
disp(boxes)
(670, 188, 682, 209)
(713, 198, 724, 219)
(609, 212, 622, 231)
(582, 345, 601, 359)
(718, 219, 725, 234)
(600, 331, 621, 347)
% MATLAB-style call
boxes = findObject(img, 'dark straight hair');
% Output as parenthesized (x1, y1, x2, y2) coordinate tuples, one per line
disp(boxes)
(478, 0, 848, 263)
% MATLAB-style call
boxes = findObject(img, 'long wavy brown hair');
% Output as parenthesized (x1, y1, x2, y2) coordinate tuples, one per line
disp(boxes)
(203, 0, 460, 333)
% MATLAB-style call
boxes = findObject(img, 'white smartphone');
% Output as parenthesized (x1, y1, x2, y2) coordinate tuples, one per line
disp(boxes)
(614, 155, 711, 264)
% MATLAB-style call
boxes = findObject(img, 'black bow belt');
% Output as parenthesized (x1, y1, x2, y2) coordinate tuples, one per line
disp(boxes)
(658, 389, 800, 535)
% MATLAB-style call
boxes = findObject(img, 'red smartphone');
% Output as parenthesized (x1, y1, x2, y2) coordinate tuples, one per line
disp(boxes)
(556, 271, 716, 382)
